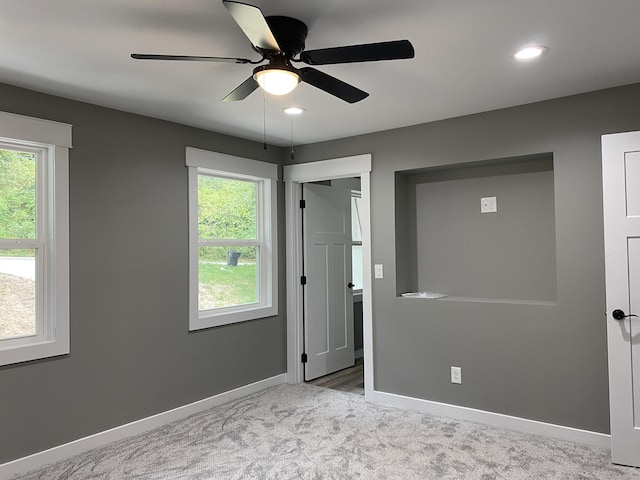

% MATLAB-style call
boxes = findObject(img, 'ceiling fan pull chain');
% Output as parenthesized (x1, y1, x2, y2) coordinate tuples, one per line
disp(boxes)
(263, 91, 267, 150)
(290, 120, 295, 160)
(290, 93, 295, 160)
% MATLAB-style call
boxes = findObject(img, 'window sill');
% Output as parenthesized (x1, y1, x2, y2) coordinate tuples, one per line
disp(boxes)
(0, 337, 70, 366)
(190, 303, 278, 331)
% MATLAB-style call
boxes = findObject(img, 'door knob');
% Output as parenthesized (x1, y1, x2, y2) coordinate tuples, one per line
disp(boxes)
(612, 309, 639, 320)
(347, 282, 355, 289)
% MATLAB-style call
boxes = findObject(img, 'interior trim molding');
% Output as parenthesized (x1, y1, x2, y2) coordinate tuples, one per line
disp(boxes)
(0, 110, 72, 148)
(283, 154, 374, 399)
(372, 390, 611, 449)
(283, 154, 371, 183)
(0, 374, 288, 479)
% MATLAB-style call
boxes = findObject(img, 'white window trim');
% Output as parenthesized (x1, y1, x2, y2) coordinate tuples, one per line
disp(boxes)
(186, 147, 278, 330)
(0, 111, 71, 366)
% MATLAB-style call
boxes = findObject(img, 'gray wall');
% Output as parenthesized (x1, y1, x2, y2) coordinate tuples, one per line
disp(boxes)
(290, 82, 640, 434)
(0, 83, 287, 464)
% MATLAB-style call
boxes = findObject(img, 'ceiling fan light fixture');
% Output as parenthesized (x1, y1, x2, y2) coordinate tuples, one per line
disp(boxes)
(253, 65, 300, 96)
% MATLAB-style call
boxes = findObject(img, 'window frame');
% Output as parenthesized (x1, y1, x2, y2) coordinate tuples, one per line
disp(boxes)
(0, 111, 71, 366)
(186, 147, 278, 330)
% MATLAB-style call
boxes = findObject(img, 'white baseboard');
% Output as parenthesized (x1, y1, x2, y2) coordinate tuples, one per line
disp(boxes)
(0, 374, 287, 479)
(372, 390, 611, 450)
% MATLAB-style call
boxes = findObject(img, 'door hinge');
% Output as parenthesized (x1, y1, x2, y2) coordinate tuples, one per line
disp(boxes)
(301, 275, 307, 285)
(301, 353, 308, 363)
(300, 199, 306, 209)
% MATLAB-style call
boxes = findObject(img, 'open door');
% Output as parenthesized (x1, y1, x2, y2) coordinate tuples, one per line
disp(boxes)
(602, 131, 640, 467)
(302, 183, 355, 381)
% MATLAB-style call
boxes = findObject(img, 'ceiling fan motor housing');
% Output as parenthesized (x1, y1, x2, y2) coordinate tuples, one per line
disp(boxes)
(262, 16, 309, 58)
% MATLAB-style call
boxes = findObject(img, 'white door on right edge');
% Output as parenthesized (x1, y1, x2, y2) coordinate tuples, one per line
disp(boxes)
(602, 131, 640, 467)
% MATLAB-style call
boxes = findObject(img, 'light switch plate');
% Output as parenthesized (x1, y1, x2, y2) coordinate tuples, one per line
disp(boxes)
(374, 264, 384, 279)
(451, 366, 462, 384)
(481, 196, 497, 213)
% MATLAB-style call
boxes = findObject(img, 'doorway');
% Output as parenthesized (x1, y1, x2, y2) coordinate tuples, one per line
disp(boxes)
(307, 358, 364, 395)
(301, 182, 355, 381)
(284, 154, 373, 399)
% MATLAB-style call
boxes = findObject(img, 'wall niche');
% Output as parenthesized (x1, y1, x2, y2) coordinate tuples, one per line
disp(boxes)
(395, 154, 557, 304)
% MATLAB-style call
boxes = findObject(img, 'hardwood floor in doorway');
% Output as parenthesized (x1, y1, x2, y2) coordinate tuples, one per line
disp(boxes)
(307, 357, 364, 395)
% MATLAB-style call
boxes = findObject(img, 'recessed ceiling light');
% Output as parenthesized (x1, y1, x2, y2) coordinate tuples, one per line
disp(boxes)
(513, 45, 548, 61)
(283, 106, 306, 115)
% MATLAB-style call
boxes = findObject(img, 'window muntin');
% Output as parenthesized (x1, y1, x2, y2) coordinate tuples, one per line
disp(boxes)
(186, 148, 277, 330)
(0, 111, 71, 366)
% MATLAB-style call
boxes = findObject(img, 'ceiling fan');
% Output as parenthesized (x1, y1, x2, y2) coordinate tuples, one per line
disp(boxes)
(131, 0, 415, 103)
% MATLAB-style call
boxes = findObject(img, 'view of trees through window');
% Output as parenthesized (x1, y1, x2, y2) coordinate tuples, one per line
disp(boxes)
(197, 175, 259, 310)
(0, 148, 37, 340)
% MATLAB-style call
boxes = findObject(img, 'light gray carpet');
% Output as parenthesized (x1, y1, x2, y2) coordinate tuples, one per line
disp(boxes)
(12, 384, 640, 479)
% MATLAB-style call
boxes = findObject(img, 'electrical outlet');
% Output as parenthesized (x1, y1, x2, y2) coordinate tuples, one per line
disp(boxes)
(481, 196, 497, 213)
(451, 366, 462, 384)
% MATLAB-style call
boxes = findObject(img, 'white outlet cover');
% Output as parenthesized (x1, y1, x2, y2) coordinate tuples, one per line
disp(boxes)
(481, 196, 497, 213)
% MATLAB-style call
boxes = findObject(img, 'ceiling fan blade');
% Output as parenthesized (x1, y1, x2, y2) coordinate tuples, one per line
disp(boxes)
(222, 0, 281, 52)
(300, 39, 414, 65)
(131, 53, 254, 64)
(222, 76, 259, 101)
(299, 67, 368, 104)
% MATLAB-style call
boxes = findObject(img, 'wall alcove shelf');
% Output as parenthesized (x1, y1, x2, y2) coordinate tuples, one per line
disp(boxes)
(395, 153, 557, 305)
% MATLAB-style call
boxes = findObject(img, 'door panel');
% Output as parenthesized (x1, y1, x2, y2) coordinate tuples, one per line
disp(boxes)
(625, 152, 640, 216)
(311, 244, 329, 354)
(303, 183, 354, 381)
(602, 131, 640, 467)
(332, 244, 348, 349)
(629, 238, 640, 427)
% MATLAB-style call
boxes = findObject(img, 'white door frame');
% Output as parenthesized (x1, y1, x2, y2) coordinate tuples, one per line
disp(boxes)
(284, 154, 373, 399)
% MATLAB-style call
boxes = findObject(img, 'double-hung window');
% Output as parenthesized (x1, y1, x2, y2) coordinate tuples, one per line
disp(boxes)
(186, 148, 277, 330)
(0, 111, 71, 366)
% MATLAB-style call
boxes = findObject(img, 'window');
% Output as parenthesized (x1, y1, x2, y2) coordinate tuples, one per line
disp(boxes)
(0, 111, 71, 366)
(351, 191, 363, 293)
(186, 148, 277, 329)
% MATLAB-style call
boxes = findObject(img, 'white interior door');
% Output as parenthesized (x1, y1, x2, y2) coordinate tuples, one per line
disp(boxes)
(603, 131, 640, 467)
(303, 183, 355, 381)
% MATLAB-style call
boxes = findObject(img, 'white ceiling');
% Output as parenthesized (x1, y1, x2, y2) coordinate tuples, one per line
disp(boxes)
(2, 0, 640, 146)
